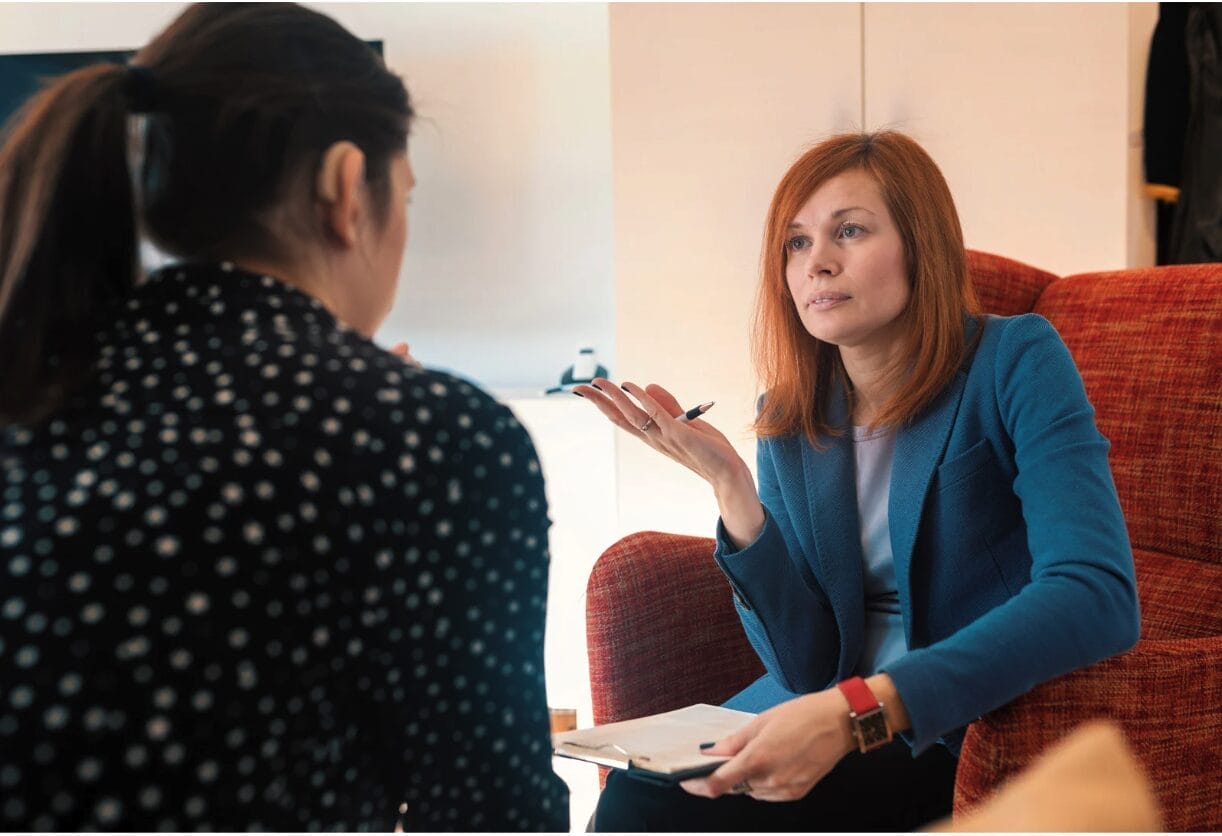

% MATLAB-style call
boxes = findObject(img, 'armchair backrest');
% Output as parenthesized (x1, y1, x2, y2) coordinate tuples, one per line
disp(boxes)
(966, 249, 1058, 316)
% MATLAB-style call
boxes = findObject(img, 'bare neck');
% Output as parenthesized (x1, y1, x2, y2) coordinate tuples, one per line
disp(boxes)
(840, 343, 906, 426)
(233, 250, 340, 319)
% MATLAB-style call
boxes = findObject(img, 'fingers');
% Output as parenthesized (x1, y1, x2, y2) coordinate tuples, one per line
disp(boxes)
(688, 761, 795, 802)
(618, 381, 676, 430)
(389, 341, 422, 368)
(571, 383, 642, 433)
(578, 378, 656, 436)
(643, 383, 683, 417)
(681, 755, 754, 799)
(699, 753, 755, 799)
(700, 722, 754, 758)
(682, 718, 756, 798)
(573, 378, 704, 446)
(678, 776, 715, 797)
(601, 378, 655, 424)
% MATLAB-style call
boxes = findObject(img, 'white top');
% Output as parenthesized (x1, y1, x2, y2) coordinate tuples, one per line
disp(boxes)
(851, 425, 907, 676)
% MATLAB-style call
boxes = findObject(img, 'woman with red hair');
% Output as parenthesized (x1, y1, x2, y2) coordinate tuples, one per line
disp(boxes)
(577, 131, 1138, 830)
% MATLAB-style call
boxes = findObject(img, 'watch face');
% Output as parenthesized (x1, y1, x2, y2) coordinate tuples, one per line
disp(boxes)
(855, 709, 891, 751)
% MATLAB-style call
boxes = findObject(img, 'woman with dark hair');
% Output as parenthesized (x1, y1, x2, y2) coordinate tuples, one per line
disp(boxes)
(578, 131, 1138, 831)
(0, 4, 567, 831)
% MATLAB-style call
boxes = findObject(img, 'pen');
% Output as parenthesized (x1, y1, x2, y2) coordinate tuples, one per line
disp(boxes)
(677, 401, 714, 423)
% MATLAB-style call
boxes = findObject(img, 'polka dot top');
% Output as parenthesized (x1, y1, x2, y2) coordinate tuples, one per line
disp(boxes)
(0, 263, 569, 831)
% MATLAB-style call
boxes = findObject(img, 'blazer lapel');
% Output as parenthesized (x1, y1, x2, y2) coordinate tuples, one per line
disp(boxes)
(800, 388, 865, 674)
(889, 369, 968, 645)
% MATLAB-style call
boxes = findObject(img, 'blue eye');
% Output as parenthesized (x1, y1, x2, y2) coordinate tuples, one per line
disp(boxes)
(838, 223, 864, 239)
(786, 236, 810, 252)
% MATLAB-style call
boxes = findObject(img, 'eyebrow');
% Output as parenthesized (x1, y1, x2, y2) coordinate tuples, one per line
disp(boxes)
(788, 206, 876, 229)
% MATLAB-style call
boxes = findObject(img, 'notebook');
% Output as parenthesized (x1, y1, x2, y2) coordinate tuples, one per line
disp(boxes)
(552, 703, 756, 785)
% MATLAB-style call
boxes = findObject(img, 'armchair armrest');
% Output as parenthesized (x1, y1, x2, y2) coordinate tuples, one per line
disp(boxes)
(954, 634, 1222, 832)
(585, 532, 763, 726)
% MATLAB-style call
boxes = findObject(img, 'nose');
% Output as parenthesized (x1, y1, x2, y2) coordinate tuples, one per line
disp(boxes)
(803, 239, 840, 279)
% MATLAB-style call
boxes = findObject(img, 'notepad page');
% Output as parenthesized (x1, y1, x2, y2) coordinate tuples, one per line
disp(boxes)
(553, 703, 755, 775)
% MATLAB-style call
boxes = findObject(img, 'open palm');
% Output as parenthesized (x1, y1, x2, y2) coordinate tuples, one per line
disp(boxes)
(573, 378, 747, 488)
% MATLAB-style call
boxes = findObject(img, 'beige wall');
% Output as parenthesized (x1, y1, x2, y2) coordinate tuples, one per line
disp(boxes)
(609, 3, 864, 536)
(1128, 3, 1160, 269)
(863, 2, 1155, 276)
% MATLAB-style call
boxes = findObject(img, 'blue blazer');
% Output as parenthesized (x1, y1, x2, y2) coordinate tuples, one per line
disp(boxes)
(714, 314, 1140, 754)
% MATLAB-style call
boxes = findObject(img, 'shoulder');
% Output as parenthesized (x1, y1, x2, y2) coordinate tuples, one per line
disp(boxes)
(964, 313, 1095, 438)
(252, 317, 537, 486)
(971, 313, 1063, 364)
(331, 338, 531, 450)
(967, 313, 1078, 387)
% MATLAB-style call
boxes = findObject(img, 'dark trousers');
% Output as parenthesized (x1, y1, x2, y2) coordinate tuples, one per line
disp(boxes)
(593, 738, 957, 832)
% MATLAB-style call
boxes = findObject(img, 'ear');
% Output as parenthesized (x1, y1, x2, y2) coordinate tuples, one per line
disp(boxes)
(315, 141, 366, 248)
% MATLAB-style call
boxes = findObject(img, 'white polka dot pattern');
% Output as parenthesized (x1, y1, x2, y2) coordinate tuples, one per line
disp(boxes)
(0, 264, 568, 831)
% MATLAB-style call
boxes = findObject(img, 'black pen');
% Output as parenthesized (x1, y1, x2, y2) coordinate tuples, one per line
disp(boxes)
(677, 401, 714, 423)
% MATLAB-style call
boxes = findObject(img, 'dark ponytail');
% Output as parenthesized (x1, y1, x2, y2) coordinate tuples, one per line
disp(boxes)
(0, 2, 412, 427)
(0, 63, 137, 426)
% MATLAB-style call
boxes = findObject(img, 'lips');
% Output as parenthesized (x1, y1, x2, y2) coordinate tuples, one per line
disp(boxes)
(807, 292, 852, 309)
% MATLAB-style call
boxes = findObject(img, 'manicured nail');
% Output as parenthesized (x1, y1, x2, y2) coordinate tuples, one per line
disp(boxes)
(698, 741, 715, 750)
(572, 391, 584, 398)
(621, 384, 631, 392)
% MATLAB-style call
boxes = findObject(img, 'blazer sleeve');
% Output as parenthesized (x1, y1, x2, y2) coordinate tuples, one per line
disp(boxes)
(713, 434, 840, 694)
(884, 315, 1140, 754)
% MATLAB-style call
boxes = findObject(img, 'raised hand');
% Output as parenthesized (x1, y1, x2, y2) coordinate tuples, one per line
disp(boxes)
(572, 378, 765, 547)
(573, 378, 745, 487)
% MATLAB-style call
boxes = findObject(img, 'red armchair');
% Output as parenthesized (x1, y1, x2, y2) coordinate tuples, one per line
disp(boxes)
(585, 252, 1221, 828)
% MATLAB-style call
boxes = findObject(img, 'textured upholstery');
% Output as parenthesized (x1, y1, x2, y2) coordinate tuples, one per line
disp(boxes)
(953, 547, 1222, 832)
(1133, 550, 1222, 641)
(965, 249, 1058, 316)
(586, 532, 761, 727)
(953, 630, 1222, 832)
(583, 254, 1221, 826)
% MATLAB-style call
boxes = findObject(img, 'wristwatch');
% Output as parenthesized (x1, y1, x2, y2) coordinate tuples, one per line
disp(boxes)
(836, 676, 893, 753)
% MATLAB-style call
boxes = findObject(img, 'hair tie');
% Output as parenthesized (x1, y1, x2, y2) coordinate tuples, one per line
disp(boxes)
(124, 65, 159, 114)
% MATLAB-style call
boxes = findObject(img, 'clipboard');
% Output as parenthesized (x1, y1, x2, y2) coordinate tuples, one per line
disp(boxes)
(552, 703, 756, 785)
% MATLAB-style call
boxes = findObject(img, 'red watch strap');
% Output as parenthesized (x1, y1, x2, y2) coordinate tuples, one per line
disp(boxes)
(836, 676, 880, 715)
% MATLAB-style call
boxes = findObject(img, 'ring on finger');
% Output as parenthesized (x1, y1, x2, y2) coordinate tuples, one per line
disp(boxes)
(637, 414, 656, 432)
(730, 780, 752, 795)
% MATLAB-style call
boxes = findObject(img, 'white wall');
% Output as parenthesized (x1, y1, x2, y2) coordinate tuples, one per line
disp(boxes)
(315, 3, 615, 392)
(0, 2, 182, 48)
(0, 1, 615, 393)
